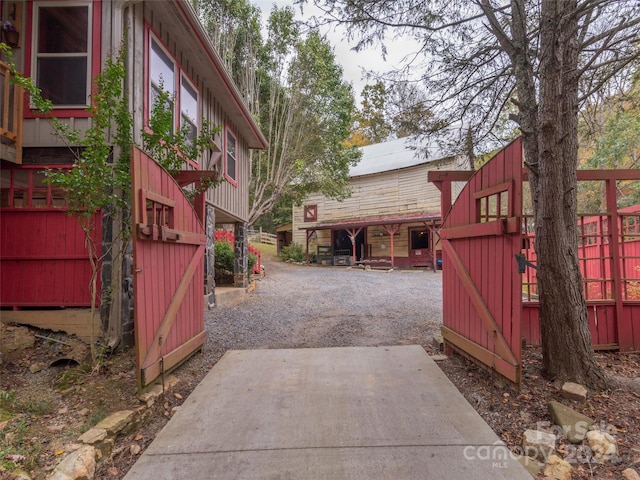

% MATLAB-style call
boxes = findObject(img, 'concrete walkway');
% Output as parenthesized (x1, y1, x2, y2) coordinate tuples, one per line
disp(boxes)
(124, 345, 531, 479)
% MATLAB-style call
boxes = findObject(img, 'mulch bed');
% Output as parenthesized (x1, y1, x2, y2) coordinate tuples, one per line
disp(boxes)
(433, 344, 640, 478)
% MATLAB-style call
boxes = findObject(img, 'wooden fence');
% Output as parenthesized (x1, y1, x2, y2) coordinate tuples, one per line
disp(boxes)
(248, 228, 277, 245)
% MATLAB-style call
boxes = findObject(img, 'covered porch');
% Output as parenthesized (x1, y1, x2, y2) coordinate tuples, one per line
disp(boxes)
(299, 213, 441, 270)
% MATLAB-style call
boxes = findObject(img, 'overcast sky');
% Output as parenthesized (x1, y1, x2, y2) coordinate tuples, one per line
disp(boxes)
(252, 0, 419, 103)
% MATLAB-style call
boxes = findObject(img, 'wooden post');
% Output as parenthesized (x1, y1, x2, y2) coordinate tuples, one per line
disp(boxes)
(382, 224, 400, 268)
(606, 179, 629, 350)
(346, 227, 363, 265)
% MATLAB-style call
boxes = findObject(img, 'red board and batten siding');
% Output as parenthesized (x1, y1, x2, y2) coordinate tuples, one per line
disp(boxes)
(438, 138, 523, 385)
(0, 167, 102, 308)
(131, 148, 206, 389)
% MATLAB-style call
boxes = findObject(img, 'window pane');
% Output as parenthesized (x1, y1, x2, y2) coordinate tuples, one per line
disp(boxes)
(13, 170, 29, 188)
(181, 80, 198, 124)
(182, 115, 198, 146)
(32, 171, 48, 188)
(150, 40, 174, 95)
(226, 153, 236, 181)
(39, 6, 88, 54)
(38, 57, 87, 105)
(227, 131, 236, 157)
(226, 131, 237, 181)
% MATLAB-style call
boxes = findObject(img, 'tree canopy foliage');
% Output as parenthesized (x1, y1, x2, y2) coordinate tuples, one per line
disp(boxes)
(298, 0, 640, 388)
(192, 0, 361, 226)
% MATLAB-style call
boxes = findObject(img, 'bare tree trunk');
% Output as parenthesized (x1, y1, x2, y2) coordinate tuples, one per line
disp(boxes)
(533, 0, 610, 389)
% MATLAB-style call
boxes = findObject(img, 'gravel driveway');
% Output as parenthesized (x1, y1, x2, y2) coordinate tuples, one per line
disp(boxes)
(202, 257, 443, 364)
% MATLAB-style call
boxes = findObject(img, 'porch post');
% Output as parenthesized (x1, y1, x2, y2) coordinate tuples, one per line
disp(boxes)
(346, 227, 363, 265)
(306, 229, 316, 264)
(234, 222, 248, 288)
(383, 224, 400, 268)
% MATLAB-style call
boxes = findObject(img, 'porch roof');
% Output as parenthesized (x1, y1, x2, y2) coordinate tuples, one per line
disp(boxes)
(299, 213, 441, 231)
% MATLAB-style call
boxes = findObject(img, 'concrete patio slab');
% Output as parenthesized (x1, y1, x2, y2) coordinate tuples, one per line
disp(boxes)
(124, 345, 531, 479)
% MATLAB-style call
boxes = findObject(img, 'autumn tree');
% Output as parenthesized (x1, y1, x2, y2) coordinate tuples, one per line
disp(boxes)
(301, 0, 640, 388)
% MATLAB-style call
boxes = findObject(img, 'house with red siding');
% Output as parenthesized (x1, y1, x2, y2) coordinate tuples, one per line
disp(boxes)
(0, 0, 265, 387)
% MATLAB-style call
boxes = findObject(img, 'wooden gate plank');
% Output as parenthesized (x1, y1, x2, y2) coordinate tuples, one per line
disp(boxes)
(442, 238, 519, 368)
(140, 244, 205, 371)
(141, 331, 206, 387)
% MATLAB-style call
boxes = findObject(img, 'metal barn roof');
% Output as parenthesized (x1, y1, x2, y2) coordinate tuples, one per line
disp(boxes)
(349, 137, 449, 177)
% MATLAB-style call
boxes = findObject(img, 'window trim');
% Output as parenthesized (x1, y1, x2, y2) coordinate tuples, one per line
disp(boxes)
(224, 124, 238, 187)
(25, 1, 100, 118)
(304, 205, 318, 222)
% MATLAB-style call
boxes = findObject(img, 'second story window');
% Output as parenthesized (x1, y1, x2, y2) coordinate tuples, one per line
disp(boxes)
(180, 76, 198, 146)
(149, 37, 175, 127)
(146, 32, 201, 165)
(33, 3, 91, 107)
(225, 127, 237, 186)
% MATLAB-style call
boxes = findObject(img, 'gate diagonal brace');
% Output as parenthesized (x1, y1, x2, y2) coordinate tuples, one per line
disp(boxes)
(515, 253, 537, 274)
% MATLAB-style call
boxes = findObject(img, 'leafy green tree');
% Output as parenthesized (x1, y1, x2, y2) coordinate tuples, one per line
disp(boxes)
(300, 0, 640, 389)
(248, 7, 360, 224)
(192, 2, 360, 226)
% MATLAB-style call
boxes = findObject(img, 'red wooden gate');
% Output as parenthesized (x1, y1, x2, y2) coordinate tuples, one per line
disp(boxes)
(131, 148, 206, 389)
(438, 139, 524, 385)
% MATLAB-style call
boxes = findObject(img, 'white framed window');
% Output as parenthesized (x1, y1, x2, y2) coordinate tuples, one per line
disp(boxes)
(225, 127, 237, 186)
(180, 75, 198, 147)
(32, 2, 92, 107)
(149, 36, 176, 127)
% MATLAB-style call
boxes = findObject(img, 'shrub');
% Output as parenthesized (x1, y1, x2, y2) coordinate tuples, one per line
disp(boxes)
(280, 242, 307, 263)
(215, 241, 235, 273)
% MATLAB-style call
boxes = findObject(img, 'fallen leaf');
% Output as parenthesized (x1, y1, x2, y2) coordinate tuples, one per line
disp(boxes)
(108, 466, 118, 476)
(174, 393, 183, 400)
(134, 434, 143, 441)
(55, 449, 65, 456)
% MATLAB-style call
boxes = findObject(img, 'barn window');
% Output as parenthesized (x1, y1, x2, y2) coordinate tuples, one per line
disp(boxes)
(304, 205, 317, 222)
(33, 3, 92, 107)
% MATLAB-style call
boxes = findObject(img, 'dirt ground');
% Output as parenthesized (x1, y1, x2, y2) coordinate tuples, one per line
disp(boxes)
(1, 257, 639, 479)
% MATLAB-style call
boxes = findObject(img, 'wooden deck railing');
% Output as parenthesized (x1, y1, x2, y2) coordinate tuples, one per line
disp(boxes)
(0, 60, 23, 164)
